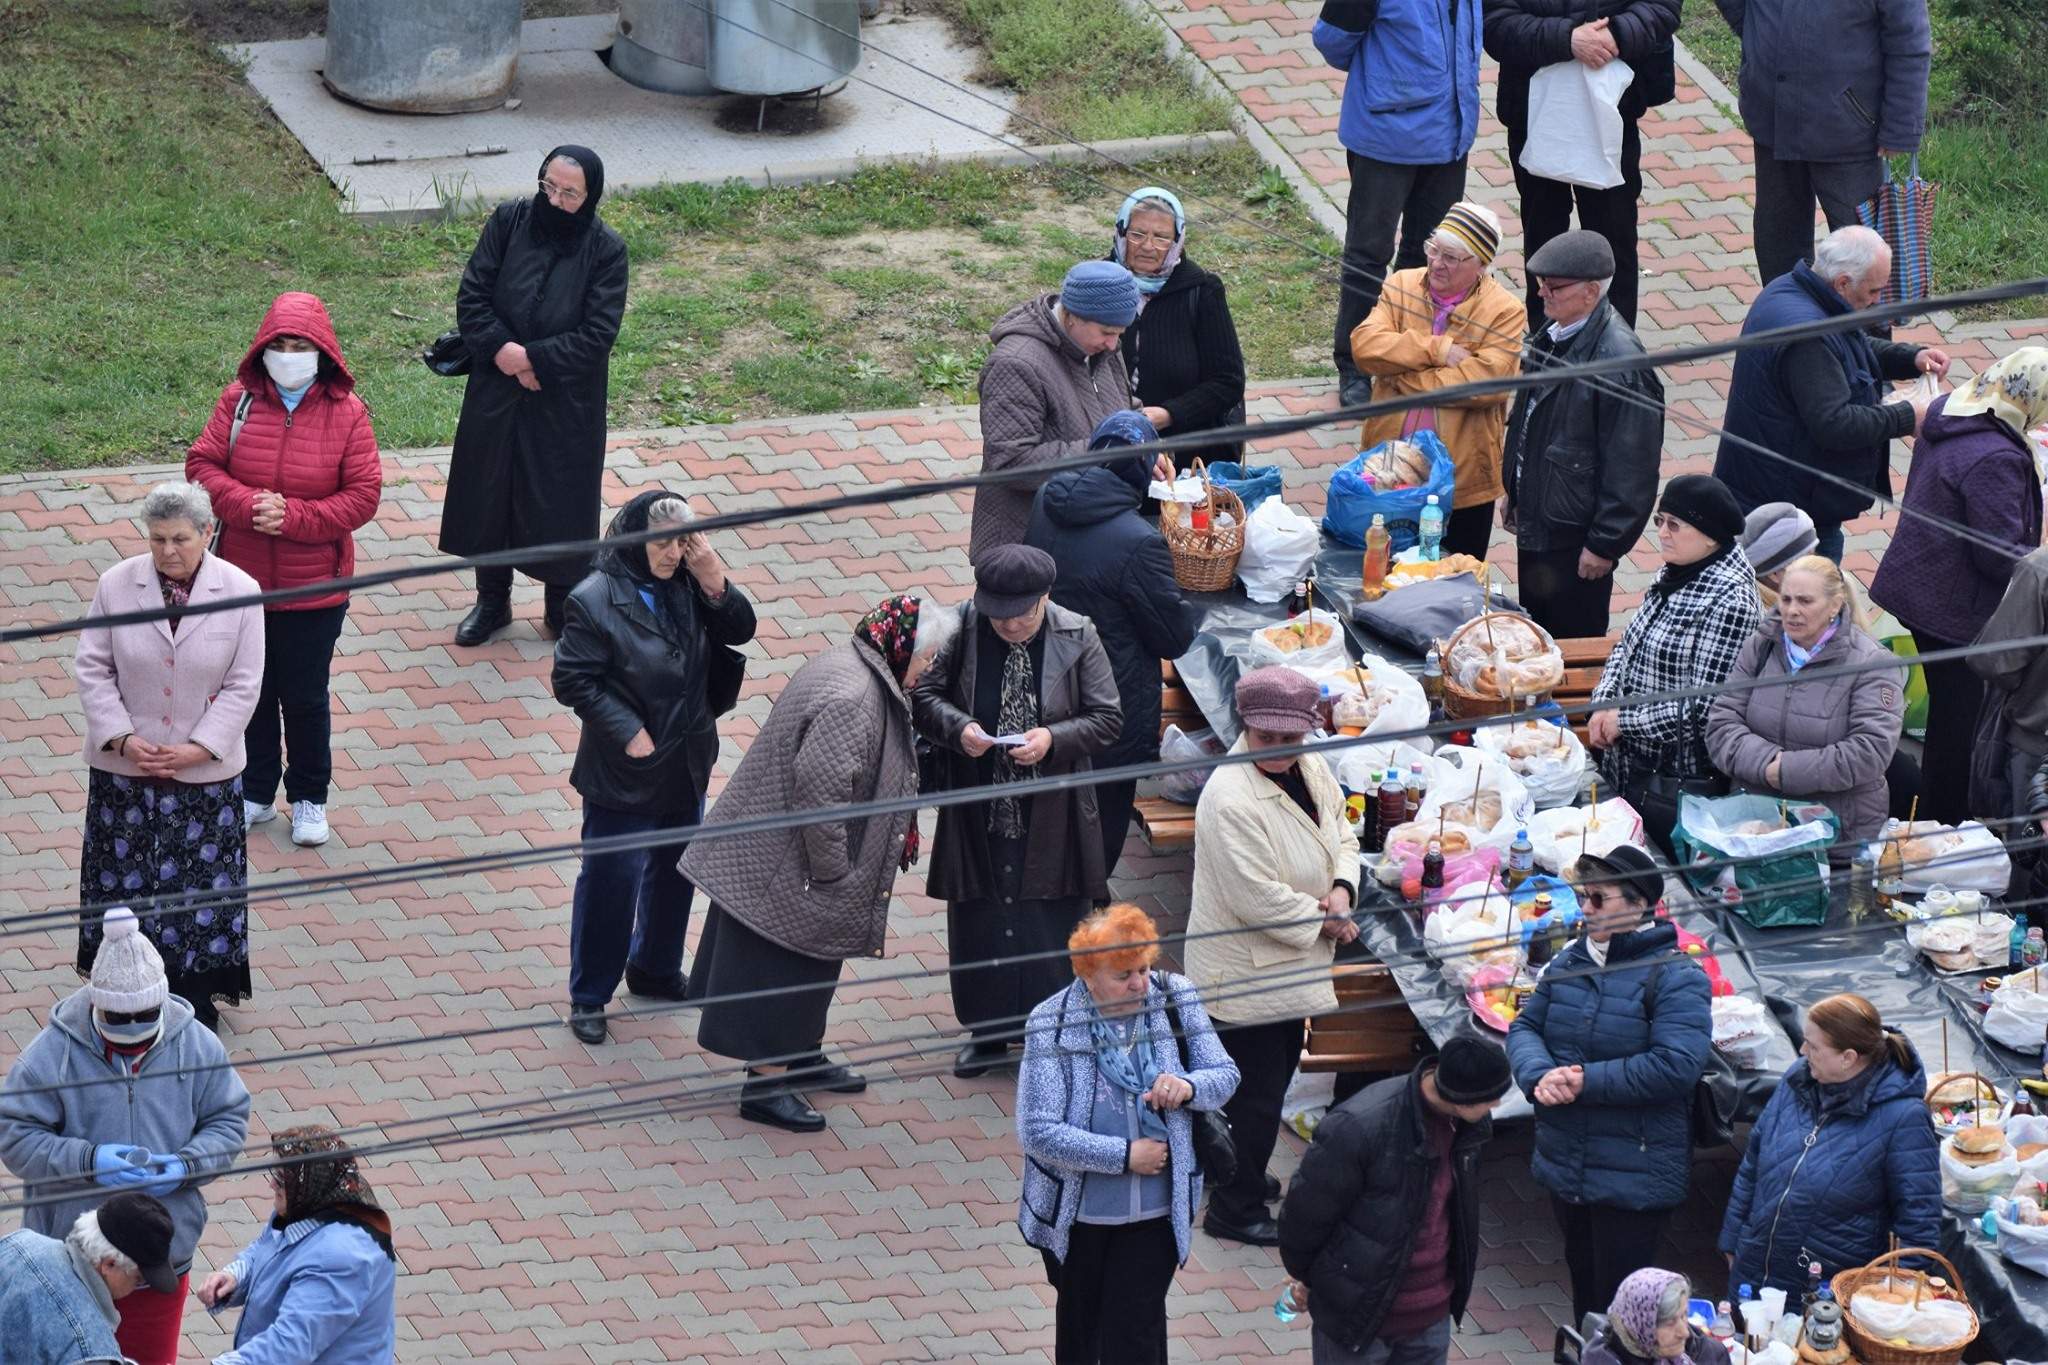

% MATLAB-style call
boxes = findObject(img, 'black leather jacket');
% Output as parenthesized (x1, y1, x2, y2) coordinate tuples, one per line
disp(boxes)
(551, 568, 756, 814)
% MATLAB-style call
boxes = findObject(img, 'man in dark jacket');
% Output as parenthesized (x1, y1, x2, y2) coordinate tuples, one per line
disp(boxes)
(1026, 412, 1200, 879)
(1483, 0, 1680, 329)
(1714, 226, 1948, 562)
(1713, 0, 1930, 283)
(1501, 231, 1662, 639)
(1279, 1038, 1512, 1364)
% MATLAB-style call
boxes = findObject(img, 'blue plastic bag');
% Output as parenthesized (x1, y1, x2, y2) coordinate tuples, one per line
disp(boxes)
(1510, 874, 1583, 952)
(1203, 461, 1284, 514)
(1321, 431, 1456, 551)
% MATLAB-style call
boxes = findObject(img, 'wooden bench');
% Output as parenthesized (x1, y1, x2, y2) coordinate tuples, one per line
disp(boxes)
(1137, 660, 1204, 852)
(1300, 961, 1431, 1074)
(1550, 633, 1621, 743)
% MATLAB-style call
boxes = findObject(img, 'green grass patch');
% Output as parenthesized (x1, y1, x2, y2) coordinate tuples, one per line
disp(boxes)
(0, 3, 1330, 473)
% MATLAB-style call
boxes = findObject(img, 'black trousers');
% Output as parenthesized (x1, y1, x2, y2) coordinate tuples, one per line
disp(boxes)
(1553, 1198, 1671, 1327)
(1508, 117, 1645, 329)
(1209, 1015, 1303, 1221)
(243, 604, 348, 806)
(1915, 633, 1983, 826)
(1096, 777, 1139, 885)
(1041, 1217, 1178, 1365)
(1334, 152, 1470, 373)
(1441, 501, 1496, 563)
(1750, 143, 1883, 285)
(476, 563, 569, 615)
(1517, 545, 1615, 641)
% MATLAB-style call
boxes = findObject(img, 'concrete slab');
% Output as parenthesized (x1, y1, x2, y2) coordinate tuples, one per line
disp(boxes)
(225, 13, 1020, 221)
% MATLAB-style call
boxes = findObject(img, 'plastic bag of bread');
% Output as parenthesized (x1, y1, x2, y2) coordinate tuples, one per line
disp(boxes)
(1444, 613, 1566, 700)
(1526, 798, 1646, 873)
(1375, 824, 1499, 890)
(1473, 716, 1587, 810)
(1383, 553, 1487, 591)
(1424, 881, 1518, 988)
(1907, 915, 1980, 973)
(1248, 611, 1349, 675)
(1412, 746, 1537, 853)
(1359, 439, 1435, 491)
(1710, 995, 1795, 1072)
(1847, 1290, 1974, 1349)
(1985, 973, 2048, 1051)
(1942, 1124, 2017, 1212)
(1870, 818, 2013, 895)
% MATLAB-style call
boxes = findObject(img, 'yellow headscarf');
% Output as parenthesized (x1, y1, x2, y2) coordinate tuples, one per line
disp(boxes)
(1943, 346, 2048, 438)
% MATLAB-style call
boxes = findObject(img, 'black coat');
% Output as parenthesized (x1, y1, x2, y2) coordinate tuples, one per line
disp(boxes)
(1483, 0, 1681, 127)
(551, 568, 756, 815)
(1115, 257, 1247, 466)
(1278, 1061, 1490, 1353)
(1501, 300, 1664, 559)
(440, 199, 630, 584)
(1025, 467, 1200, 769)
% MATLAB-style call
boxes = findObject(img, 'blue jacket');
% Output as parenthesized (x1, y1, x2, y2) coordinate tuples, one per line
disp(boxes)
(215, 1219, 397, 1365)
(1718, 1042, 1940, 1295)
(1017, 974, 1240, 1265)
(1713, 0, 1929, 162)
(0, 989, 251, 1273)
(1312, 0, 1483, 166)
(0, 1228, 126, 1365)
(1506, 921, 1711, 1211)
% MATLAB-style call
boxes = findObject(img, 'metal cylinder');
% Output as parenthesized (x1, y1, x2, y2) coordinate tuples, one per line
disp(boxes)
(710, 0, 862, 97)
(611, 0, 716, 96)
(323, 0, 522, 114)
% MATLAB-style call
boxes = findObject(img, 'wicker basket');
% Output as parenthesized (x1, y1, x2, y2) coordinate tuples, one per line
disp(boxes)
(1831, 1248, 1978, 1365)
(1439, 613, 1562, 722)
(1160, 458, 1246, 593)
(1924, 1070, 2002, 1133)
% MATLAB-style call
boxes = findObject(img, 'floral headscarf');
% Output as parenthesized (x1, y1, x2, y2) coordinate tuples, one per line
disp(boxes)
(1606, 1268, 1694, 1365)
(1943, 345, 2048, 439)
(1113, 187, 1186, 298)
(271, 1125, 395, 1260)
(854, 595, 921, 685)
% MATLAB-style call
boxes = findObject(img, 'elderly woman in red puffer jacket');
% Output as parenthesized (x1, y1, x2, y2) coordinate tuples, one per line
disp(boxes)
(186, 291, 383, 850)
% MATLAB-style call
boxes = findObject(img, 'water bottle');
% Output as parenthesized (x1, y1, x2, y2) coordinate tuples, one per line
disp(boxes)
(1505, 829, 1535, 893)
(1274, 1282, 1301, 1323)
(2015, 916, 2031, 971)
(1418, 494, 1444, 562)
(1711, 1300, 1735, 1342)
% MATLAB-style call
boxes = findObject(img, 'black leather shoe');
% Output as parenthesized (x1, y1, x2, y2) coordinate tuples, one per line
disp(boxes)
(953, 1040, 1010, 1078)
(569, 1006, 607, 1045)
(740, 1077, 827, 1133)
(1338, 371, 1373, 408)
(1203, 1210, 1282, 1247)
(453, 599, 512, 647)
(624, 967, 690, 1002)
(1265, 1173, 1282, 1203)
(791, 1057, 868, 1093)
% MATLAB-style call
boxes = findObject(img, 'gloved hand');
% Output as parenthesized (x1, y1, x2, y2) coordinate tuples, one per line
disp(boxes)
(93, 1144, 151, 1188)
(136, 1154, 187, 1197)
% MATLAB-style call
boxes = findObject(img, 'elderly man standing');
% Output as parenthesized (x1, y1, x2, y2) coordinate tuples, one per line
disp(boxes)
(0, 1193, 180, 1365)
(1714, 226, 1950, 562)
(1350, 203, 1527, 562)
(1315, 0, 1483, 408)
(1714, 0, 1930, 284)
(971, 262, 1138, 560)
(1501, 231, 1663, 639)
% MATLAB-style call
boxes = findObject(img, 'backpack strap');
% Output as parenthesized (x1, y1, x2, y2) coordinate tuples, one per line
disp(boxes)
(228, 390, 254, 458)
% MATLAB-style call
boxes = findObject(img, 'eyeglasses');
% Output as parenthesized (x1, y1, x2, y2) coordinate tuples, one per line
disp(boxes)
(1651, 512, 1692, 533)
(99, 1007, 161, 1026)
(1123, 230, 1176, 248)
(1582, 890, 1611, 908)
(538, 177, 586, 207)
(1534, 277, 1593, 295)
(1423, 241, 1476, 267)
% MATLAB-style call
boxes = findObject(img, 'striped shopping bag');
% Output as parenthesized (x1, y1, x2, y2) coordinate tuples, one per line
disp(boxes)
(1857, 154, 1939, 303)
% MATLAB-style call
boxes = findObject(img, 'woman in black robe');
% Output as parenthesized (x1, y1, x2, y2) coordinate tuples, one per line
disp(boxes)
(441, 144, 630, 645)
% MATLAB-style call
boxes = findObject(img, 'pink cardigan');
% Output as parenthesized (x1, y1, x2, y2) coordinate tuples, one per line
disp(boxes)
(74, 552, 266, 785)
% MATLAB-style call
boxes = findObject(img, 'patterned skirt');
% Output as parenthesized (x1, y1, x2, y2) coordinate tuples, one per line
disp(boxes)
(77, 768, 253, 1007)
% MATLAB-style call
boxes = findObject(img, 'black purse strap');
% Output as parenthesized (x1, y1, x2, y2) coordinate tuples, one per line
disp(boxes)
(1152, 971, 1193, 1073)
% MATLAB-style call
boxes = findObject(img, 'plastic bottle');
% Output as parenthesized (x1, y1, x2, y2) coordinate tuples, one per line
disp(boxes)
(1420, 838, 1446, 907)
(1803, 1260, 1823, 1313)
(1505, 829, 1535, 893)
(2028, 927, 2046, 969)
(1408, 760, 1429, 809)
(1274, 1282, 1301, 1323)
(1362, 773, 1382, 855)
(1711, 1301, 1735, 1343)
(2016, 917, 2032, 971)
(1378, 769, 1408, 847)
(1421, 652, 1446, 724)
(1361, 514, 1392, 601)
(1848, 845, 1877, 921)
(1418, 494, 1444, 561)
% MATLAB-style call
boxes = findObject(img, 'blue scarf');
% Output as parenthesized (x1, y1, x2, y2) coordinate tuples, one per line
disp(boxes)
(1112, 186, 1186, 297)
(1783, 613, 1842, 672)
(1089, 999, 1170, 1141)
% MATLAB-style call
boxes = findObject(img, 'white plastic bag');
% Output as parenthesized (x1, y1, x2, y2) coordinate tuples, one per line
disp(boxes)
(1414, 746, 1536, 852)
(1987, 1187, 2048, 1277)
(1985, 975, 2048, 1051)
(1473, 717, 1587, 810)
(1282, 1067, 1336, 1140)
(1519, 57, 1634, 190)
(1247, 611, 1349, 674)
(1871, 819, 2013, 895)
(1712, 996, 1795, 1072)
(1238, 498, 1322, 604)
(1157, 725, 1225, 806)
(1943, 1134, 2019, 1213)
(1527, 798, 1647, 873)
(1847, 1291, 1974, 1349)
(1424, 880, 1518, 987)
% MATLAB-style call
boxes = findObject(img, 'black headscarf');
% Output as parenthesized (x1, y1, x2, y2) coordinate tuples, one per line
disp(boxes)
(532, 144, 606, 254)
(598, 489, 695, 626)
(270, 1126, 395, 1261)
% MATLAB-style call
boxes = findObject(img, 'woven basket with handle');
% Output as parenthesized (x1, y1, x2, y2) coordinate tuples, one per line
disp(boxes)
(1160, 457, 1246, 593)
(1830, 1247, 1977, 1365)
(1439, 612, 1558, 722)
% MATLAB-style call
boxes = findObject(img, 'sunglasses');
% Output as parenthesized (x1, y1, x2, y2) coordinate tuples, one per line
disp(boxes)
(99, 1007, 161, 1026)
(1650, 512, 1692, 533)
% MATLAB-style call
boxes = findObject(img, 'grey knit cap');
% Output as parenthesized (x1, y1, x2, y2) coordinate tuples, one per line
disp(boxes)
(1739, 502, 1819, 579)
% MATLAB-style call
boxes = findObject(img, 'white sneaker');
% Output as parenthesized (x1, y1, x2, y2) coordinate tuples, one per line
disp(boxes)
(244, 800, 277, 827)
(290, 801, 330, 847)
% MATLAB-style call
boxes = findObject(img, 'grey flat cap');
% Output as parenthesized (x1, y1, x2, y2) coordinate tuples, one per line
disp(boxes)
(1526, 229, 1615, 282)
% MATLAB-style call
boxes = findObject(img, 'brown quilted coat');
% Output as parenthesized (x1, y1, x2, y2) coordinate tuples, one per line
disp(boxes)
(970, 296, 1132, 560)
(678, 640, 918, 960)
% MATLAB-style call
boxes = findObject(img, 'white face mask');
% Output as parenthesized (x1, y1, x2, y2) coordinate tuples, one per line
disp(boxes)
(264, 348, 320, 391)
(94, 1006, 164, 1047)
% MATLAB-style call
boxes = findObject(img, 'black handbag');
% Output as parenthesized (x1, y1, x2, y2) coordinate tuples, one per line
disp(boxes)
(1646, 957, 1740, 1150)
(1154, 973, 1238, 1186)
(422, 329, 472, 377)
(707, 643, 746, 719)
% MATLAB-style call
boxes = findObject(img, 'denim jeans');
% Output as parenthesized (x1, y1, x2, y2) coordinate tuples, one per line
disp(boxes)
(568, 800, 698, 1007)
(1812, 521, 1846, 564)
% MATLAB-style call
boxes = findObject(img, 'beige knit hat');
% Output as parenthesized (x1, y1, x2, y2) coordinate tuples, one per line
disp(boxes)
(92, 907, 168, 1012)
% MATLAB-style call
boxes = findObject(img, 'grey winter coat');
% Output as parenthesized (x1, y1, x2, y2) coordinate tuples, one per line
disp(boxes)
(0, 990, 251, 1273)
(1705, 613, 1904, 860)
(680, 639, 918, 961)
(1017, 974, 1240, 1266)
(971, 296, 1133, 560)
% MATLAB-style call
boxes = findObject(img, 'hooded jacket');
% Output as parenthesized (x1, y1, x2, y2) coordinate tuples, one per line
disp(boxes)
(0, 989, 252, 1274)
(1506, 921, 1712, 1211)
(0, 1229, 126, 1365)
(971, 297, 1133, 560)
(1706, 613, 1905, 859)
(1025, 466, 1201, 769)
(1719, 1041, 1940, 1294)
(185, 292, 383, 613)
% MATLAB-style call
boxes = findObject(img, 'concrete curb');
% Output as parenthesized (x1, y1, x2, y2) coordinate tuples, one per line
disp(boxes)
(1671, 35, 1742, 123)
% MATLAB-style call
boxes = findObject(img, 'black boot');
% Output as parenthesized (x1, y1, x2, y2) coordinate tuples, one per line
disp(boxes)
(624, 965, 689, 1002)
(454, 596, 512, 647)
(739, 1070, 826, 1132)
(540, 583, 570, 641)
(953, 1038, 1011, 1078)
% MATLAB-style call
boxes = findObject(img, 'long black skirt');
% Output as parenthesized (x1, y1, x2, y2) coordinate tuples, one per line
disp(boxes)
(947, 893, 1089, 1041)
(689, 904, 842, 1065)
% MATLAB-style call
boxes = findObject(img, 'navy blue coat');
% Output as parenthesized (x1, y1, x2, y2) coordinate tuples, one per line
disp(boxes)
(1025, 467, 1200, 770)
(1506, 921, 1711, 1211)
(1718, 1043, 1940, 1295)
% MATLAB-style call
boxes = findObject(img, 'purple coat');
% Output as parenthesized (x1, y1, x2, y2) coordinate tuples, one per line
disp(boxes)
(1870, 397, 2043, 645)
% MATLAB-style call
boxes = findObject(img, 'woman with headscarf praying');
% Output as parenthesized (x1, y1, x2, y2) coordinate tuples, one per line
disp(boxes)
(682, 596, 957, 1133)
(1109, 187, 1246, 467)
(441, 144, 630, 645)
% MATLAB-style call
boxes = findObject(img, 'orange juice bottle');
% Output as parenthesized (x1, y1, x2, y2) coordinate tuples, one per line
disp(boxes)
(1361, 514, 1391, 600)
